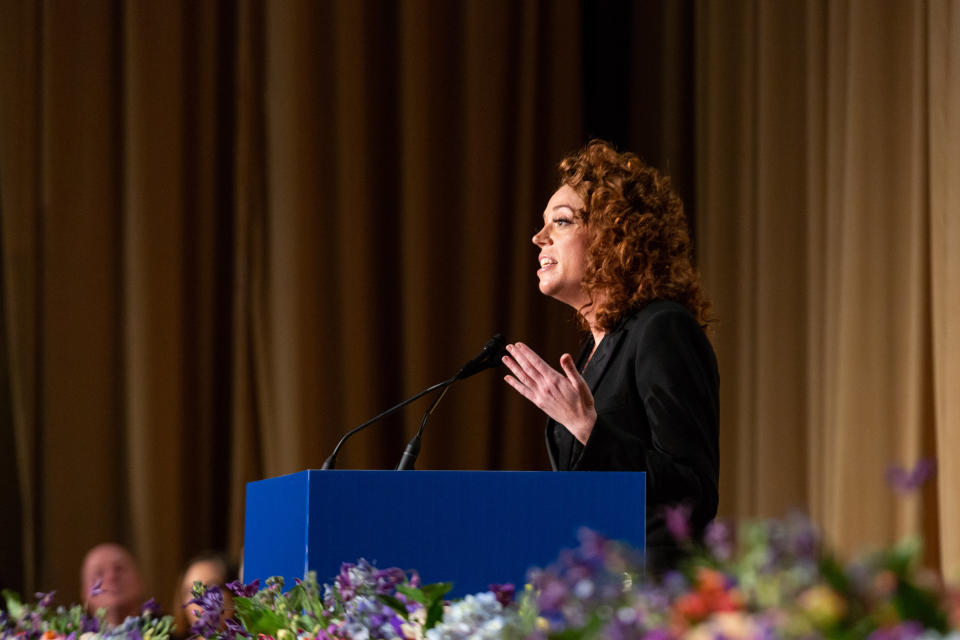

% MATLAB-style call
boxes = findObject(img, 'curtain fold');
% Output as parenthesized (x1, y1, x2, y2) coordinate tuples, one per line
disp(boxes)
(696, 0, 812, 518)
(697, 0, 956, 571)
(122, 0, 189, 600)
(0, 0, 41, 593)
(37, 0, 128, 603)
(928, 0, 960, 580)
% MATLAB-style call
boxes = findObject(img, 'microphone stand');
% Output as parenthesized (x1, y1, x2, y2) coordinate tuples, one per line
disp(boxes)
(395, 385, 452, 470)
(321, 375, 456, 470)
(395, 333, 505, 470)
(320, 333, 506, 471)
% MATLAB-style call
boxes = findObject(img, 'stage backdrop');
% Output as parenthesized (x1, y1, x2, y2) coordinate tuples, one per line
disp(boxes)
(0, 0, 696, 605)
(2, 0, 959, 612)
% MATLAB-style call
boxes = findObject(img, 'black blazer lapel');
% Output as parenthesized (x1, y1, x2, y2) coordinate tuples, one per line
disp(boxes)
(546, 325, 628, 470)
(580, 325, 628, 394)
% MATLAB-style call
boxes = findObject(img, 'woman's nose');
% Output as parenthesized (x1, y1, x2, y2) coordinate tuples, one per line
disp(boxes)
(532, 225, 549, 246)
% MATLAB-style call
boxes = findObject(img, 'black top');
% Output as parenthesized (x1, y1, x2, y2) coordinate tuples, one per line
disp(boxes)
(545, 300, 720, 566)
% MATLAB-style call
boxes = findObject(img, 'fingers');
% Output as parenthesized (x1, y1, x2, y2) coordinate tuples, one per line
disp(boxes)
(506, 342, 553, 381)
(502, 343, 561, 405)
(501, 355, 533, 389)
(503, 373, 537, 404)
(502, 343, 582, 405)
(503, 343, 597, 440)
(559, 353, 582, 385)
(559, 353, 593, 404)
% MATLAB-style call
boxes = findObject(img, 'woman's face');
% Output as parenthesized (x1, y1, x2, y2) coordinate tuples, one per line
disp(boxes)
(181, 560, 232, 627)
(532, 185, 592, 310)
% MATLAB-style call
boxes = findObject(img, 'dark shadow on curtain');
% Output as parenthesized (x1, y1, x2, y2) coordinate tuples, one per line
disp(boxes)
(0, 176, 25, 591)
(581, 0, 697, 240)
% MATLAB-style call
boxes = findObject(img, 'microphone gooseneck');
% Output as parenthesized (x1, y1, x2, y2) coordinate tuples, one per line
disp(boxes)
(396, 334, 506, 470)
(321, 377, 455, 470)
(321, 333, 507, 470)
(395, 385, 450, 470)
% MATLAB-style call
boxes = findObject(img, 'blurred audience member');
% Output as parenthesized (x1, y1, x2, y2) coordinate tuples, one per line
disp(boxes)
(173, 551, 238, 637)
(81, 543, 146, 626)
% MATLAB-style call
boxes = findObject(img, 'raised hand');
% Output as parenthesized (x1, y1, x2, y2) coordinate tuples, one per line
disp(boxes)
(502, 342, 597, 444)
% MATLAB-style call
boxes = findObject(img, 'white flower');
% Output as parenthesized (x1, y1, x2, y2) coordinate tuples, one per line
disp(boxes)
(573, 579, 594, 599)
(426, 593, 524, 640)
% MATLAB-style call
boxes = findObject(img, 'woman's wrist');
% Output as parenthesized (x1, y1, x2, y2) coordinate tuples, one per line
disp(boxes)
(568, 412, 597, 445)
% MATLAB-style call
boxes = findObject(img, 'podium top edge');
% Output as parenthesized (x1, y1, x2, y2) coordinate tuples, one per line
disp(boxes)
(247, 469, 646, 484)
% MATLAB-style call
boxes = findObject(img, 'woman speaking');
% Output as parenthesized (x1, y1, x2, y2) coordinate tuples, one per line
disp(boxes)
(502, 140, 719, 572)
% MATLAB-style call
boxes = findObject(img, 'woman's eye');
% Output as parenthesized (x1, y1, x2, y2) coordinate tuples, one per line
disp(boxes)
(554, 218, 572, 227)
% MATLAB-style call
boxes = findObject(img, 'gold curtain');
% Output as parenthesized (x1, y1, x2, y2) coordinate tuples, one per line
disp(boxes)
(0, 0, 606, 605)
(6, 0, 958, 614)
(697, 0, 960, 576)
(929, 0, 960, 582)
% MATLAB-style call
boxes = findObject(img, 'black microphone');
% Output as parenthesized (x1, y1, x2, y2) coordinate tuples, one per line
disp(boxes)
(454, 333, 508, 380)
(321, 333, 507, 470)
(396, 333, 507, 470)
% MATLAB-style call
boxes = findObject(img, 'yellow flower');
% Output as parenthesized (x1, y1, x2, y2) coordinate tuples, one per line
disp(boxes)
(798, 585, 847, 627)
(400, 621, 423, 640)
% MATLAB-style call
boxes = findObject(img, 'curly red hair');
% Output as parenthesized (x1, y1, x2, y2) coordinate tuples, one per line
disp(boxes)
(558, 140, 711, 331)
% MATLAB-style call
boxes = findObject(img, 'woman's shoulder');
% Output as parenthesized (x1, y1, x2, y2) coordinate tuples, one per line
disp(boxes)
(621, 300, 718, 379)
(616, 299, 712, 352)
(623, 299, 701, 330)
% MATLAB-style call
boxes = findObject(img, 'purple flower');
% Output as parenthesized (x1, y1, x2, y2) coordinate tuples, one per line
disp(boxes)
(226, 578, 260, 598)
(867, 621, 925, 640)
(336, 562, 359, 601)
(141, 598, 161, 616)
(704, 520, 733, 561)
(372, 567, 406, 595)
(34, 591, 56, 608)
(81, 614, 100, 633)
(887, 458, 936, 493)
(537, 580, 569, 612)
(664, 504, 692, 542)
(661, 570, 688, 596)
(89, 578, 105, 597)
(188, 585, 225, 637)
(191, 609, 223, 637)
(785, 512, 820, 561)
(223, 617, 250, 640)
(187, 585, 224, 613)
(576, 528, 608, 561)
(489, 582, 516, 607)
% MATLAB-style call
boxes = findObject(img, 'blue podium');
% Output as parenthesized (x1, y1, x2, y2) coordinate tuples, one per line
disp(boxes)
(243, 470, 645, 597)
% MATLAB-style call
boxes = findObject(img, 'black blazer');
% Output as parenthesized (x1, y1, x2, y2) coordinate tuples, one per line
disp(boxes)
(545, 300, 719, 563)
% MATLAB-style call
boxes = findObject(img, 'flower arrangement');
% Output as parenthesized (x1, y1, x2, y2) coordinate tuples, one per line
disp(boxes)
(0, 589, 171, 640)
(3, 461, 953, 639)
(185, 560, 535, 640)
(526, 515, 957, 639)
(5, 515, 958, 640)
